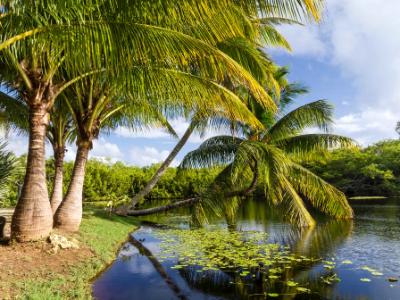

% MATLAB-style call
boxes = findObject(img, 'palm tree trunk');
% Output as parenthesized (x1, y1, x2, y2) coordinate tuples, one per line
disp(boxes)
(50, 145, 65, 214)
(11, 104, 53, 242)
(125, 167, 258, 217)
(126, 198, 199, 216)
(54, 140, 90, 232)
(130, 123, 195, 208)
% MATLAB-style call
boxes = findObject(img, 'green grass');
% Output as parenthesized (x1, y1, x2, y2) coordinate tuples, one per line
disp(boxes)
(348, 196, 387, 200)
(14, 210, 139, 300)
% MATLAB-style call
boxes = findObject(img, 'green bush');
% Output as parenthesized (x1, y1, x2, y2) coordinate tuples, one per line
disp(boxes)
(304, 139, 400, 197)
(1, 157, 221, 208)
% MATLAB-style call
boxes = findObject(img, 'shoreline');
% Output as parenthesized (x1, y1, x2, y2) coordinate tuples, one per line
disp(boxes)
(0, 210, 139, 299)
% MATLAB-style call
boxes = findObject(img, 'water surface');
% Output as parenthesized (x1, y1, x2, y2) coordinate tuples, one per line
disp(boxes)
(93, 198, 400, 299)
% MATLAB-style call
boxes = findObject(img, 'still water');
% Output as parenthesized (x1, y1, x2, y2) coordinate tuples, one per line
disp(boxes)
(93, 199, 400, 299)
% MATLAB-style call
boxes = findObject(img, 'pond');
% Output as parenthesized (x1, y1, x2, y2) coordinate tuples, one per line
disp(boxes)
(93, 198, 400, 299)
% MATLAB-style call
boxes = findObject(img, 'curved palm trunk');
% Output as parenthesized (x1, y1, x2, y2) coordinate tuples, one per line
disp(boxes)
(54, 140, 90, 232)
(50, 145, 65, 214)
(126, 198, 199, 216)
(11, 104, 53, 242)
(130, 123, 195, 208)
(126, 165, 259, 217)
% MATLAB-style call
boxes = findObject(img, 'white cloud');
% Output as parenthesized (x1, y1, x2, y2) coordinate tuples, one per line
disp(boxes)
(274, 0, 400, 144)
(129, 146, 178, 167)
(2, 133, 28, 156)
(90, 138, 123, 162)
(273, 24, 327, 57)
(334, 109, 398, 146)
(115, 117, 232, 144)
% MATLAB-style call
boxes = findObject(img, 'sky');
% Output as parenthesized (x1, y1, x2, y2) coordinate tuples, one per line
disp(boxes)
(4, 0, 400, 166)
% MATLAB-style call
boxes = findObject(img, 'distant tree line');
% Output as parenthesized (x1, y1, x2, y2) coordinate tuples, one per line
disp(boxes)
(304, 140, 400, 197)
(3, 139, 398, 209)
(0, 156, 221, 208)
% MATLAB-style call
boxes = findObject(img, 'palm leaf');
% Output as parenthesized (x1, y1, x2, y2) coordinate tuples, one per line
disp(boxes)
(289, 163, 354, 219)
(180, 136, 244, 170)
(268, 100, 333, 141)
(275, 134, 356, 157)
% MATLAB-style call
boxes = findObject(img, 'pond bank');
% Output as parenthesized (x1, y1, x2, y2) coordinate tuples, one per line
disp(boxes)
(0, 210, 138, 299)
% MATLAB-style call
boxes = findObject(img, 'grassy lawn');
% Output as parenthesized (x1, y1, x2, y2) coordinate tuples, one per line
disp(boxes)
(0, 210, 139, 299)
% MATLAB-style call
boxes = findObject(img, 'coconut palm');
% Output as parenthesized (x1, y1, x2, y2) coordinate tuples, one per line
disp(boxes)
(1, 0, 295, 241)
(127, 38, 283, 209)
(53, 60, 270, 231)
(180, 99, 355, 227)
(0, 91, 74, 213)
(127, 27, 309, 210)
(52, 0, 326, 230)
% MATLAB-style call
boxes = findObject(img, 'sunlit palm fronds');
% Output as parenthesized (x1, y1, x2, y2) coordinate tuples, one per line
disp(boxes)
(267, 100, 333, 141)
(288, 163, 354, 219)
(181, 93, 355, 227)
(275, 134, 355, 158)
(180, 136, 243, 169)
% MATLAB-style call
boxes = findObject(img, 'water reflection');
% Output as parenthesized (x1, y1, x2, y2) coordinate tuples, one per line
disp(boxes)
(93, 198, 400, 300)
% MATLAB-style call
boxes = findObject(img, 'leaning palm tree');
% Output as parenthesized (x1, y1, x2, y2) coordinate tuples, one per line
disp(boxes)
(54, 65, 265, 232)
(180, 99, 355, 227)
(126, 21, 309, 210)
(1, 0, 291, 241)
(127, 38, 283, 209)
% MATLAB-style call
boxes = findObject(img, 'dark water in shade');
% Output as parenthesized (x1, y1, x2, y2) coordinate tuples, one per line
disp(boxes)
(92, 199, 400, 300)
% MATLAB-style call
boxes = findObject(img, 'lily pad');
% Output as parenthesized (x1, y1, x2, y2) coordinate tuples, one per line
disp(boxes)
(286, 280, 298, 287)
(296, 287, 311, 293)
(371, 271, 383, 276)
(267, 293, 279, 298)
(341, 260, 353, 264)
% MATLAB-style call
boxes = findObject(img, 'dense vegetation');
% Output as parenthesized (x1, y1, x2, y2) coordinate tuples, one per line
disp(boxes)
(0, 0, 324, 241)
(3, 139, 398, 209)
(0, 156, 221, 208)
(305, 140, 400, 197)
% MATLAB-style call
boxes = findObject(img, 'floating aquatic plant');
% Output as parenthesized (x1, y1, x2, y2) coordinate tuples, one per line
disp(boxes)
(154, 228, 317, 294)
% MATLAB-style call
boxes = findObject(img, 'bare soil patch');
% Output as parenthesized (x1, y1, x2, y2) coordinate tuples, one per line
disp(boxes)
(0, 234, 93, 298)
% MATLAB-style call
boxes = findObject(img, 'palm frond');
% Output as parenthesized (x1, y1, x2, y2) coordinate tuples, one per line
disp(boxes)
(268, 100, 333, 141)
(289, 163, 354, 219)
(180, 136, 244, 170)
(275, 134, 356, 158)
(0, 90, 29, 134)
(280, 176, 316, 227)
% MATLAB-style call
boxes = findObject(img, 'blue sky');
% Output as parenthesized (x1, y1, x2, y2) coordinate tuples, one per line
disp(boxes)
(5, 0, 400, 166)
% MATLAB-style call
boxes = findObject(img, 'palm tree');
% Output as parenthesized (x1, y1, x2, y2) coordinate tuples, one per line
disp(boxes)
(47, 103, 74, 213)
(53, 59, 270, 231)
(0, 91, 74, 214)
(52, 0, 327, 230)
(126, 26, 309, 210)
(1, 0, 295, 241)
(127, 40, 282, 210)
(180, 98, 355, 227)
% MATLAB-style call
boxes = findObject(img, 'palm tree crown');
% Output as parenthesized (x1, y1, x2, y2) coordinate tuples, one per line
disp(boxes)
(181, 76, 355, 227)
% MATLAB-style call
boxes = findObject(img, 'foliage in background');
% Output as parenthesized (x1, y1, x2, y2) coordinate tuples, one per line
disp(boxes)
(0, 145, 17, 197)
(304, 140, 400, 197)
(1, 157, 220, 208)
(3, 139, 399, 208)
